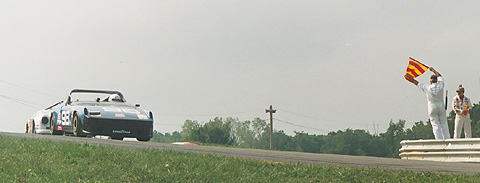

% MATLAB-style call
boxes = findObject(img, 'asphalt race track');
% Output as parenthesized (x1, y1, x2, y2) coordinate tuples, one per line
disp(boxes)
(2, 132, 480, 175)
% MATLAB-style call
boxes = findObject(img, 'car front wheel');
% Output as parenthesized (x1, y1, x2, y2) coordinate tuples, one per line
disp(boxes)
(137, 136, 150, 142)
(50, 114, 61, 135)
(73, 114, 85, 137)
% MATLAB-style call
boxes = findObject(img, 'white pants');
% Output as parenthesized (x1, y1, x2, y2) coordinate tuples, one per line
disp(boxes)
(428, 103, 450, 139)
(454, 113, 471, 138)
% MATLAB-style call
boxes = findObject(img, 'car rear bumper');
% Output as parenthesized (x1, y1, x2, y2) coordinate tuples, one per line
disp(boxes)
(83, 116, 153, 138)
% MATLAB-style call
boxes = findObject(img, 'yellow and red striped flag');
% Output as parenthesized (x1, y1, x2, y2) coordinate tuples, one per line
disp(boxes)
(405, 57, 429, 78)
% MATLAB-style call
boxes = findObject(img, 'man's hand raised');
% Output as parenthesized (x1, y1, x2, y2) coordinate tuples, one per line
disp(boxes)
(404, 74, 419, 85)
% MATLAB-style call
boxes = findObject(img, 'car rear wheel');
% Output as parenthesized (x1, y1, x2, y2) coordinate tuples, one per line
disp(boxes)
(50, 114, 61, 135)
(73, 114, 85, 137)
(137, 136, 150, 142)
(32, 121, 36, 134)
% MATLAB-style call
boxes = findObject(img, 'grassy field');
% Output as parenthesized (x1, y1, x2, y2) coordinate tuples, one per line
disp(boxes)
(0, 136, 479, 182)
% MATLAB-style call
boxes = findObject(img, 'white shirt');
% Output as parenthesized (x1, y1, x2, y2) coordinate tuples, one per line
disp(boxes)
(452, 95, 472, 115)
(418, 76, 444, 104)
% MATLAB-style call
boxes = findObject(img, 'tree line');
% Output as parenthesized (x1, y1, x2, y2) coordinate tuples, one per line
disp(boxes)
(151, 103, 480, 158)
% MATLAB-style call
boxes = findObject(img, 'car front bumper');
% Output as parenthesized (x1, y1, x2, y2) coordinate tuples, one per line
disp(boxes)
(83, 116, 153, 138)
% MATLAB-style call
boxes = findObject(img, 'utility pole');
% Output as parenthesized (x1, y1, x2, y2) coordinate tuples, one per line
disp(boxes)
(265, 105, 276, 150)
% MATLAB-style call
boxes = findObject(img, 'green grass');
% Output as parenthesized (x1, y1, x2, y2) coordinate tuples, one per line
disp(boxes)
(0, 136, 479, 182)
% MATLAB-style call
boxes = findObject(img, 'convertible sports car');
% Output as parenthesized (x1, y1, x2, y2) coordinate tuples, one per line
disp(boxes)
(48, 89, 154, 141)
(25, 109, 52, 134)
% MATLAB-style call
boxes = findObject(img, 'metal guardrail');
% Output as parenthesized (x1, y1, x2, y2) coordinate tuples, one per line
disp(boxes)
(400, 138, 480, 162)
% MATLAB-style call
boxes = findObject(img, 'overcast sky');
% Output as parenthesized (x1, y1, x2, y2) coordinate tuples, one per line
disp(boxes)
(1, 1, 480, 136)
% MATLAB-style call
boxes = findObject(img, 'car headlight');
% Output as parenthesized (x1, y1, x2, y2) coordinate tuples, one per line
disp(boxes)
(41, 117, 48, 124)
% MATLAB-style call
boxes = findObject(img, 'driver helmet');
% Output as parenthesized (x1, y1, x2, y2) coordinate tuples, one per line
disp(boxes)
(108, 94, 122, 102)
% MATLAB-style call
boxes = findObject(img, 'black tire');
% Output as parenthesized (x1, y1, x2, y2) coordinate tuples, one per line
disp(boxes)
(73, 113, 85, 137)
(137, 136, 150, 142)
(50, 114, 61, 135)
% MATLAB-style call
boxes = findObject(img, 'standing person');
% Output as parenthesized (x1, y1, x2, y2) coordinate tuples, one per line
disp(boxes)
(452, 85, 472, 138)
(405, 67, 450, 140)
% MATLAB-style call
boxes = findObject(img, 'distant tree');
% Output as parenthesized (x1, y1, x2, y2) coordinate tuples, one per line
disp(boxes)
(225, 117, 241, 144)
(151, 130, 164, 142)
(176, 116, 464, 159)
(233, 119, 256, 147)
(202, 117, 235, 145)
(272, 130, 292, 151)
(246, 118, 270, 149)
(180, 118, 235, 145)
(253, 129, 271, 149)
(251, 118, 268, 139)
(379, 120, 406, 158)
(151, 131, 182, 143)
(405, 121, 434, 140)
(181, 120, 205, 142)
(171, 131, 182, 140)
(322, 129, 374, 156)
(468, 103, 480, 137)
(369, 135, 387, 157)
(290, 131, 322, 153)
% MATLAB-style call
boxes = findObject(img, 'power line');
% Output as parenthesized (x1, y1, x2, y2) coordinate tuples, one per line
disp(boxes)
(0, 94, 42, 110)
(154, 123, 182, 126)
(276, 108, 392, 127)
(159, 109, 262, 117)
(0, 79, 62, 99)
(278, 107, 420, 127)
(274, 118, 331, 133)
(276, 108, 345, 123)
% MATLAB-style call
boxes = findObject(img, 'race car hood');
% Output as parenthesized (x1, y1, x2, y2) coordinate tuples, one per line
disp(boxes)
(75, 102, 152, 120)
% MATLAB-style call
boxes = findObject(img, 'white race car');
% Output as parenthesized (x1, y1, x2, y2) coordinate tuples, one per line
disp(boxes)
(26, 109, 53, 134)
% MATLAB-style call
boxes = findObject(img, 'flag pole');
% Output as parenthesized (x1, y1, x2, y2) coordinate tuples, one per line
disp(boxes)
(445, 90, 448, 110)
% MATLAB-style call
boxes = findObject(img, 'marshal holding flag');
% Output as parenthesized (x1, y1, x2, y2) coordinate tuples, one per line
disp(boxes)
(404, 57, 451, 140)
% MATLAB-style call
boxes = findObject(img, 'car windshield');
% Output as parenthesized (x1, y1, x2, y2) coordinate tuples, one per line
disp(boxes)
(70, 92, 125, 103)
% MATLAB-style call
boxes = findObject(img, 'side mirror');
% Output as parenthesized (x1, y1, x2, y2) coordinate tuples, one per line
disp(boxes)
(135, 104, 141, 108)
